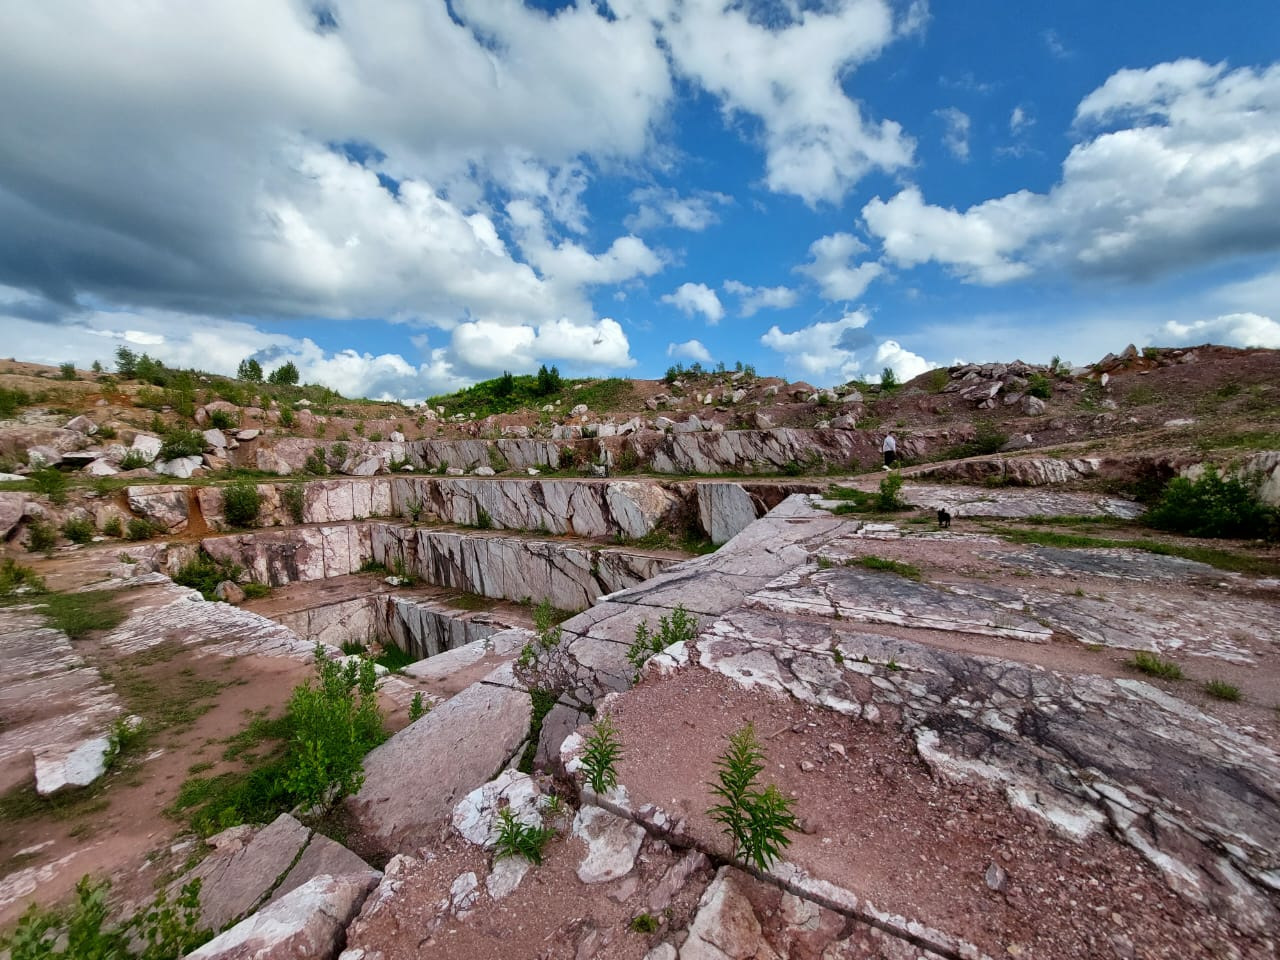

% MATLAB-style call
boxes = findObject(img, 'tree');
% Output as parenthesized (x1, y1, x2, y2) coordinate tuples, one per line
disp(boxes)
(115, 346, 138, 378)
(494, 371, 515, 398)
(880, 367, 899, 391)
(135, 353, 166, 385)
(237, 357, 264, 382)
(536, 364, 562, 396)
(268, 361, 300, 385)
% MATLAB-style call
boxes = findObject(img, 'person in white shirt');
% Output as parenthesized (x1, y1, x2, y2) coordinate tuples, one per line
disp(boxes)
(881, 433, 897, 469)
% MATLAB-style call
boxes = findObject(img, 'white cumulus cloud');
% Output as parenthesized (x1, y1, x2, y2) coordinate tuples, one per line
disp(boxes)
(625, 186, 732, 233)
(666, 339, 714, 364)
(1163, 313, 1280, 349)
(661, 282, 725, 324)
(723, 280, 798, 317)
(936, 107, 971, 161)
(863, 59, 1280, 286)
(796, 233, 885, 300)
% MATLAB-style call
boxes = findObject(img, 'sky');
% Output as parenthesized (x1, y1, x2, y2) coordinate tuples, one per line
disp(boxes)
(2, 1, 1279, 401)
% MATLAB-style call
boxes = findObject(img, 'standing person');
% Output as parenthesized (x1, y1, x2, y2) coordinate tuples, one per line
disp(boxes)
(881, 433, 897, 469)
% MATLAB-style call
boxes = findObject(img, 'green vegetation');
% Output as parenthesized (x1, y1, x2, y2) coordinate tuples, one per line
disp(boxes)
(1144, 466, 1278, 540)
(1026, 372, 1053, 399)
(580, 716, 622, 794)
(281, 483, 305, 523)
(987, 524, 1275, 576)
(1195, 430, 1280, 452)
(158, 428, 204, 461)
(125, 517, 159, 541)
(0, 386, 32, 418)
(31, 467, 69, 504)
(855, 555, 922, 581)
(1204, 679, 1242, 702)
(409, 692, 429, 722)
(58, 362, 78, 381)
(426, 369, 630, 419)
(0, 557, 45, 599)
(825, 473, 909, 514)
(221, 481, 261, 528)
(236, 357, 264, 382)
(207, 408, 236, 430)
(32, 590, 126, 638)
(267, 361, 300, 385)
(923, 368, 949, 393)
(627, 604, 699, 679)
(173, 553, 244, 600)
(1131, 651, 1184, 681)
(942, 420, 1008, 460)
(629, 913, 660, 934)
(0, 875, 208, 960)
(373, 643, 415, 673)
(493, 807, 555, 865)
(879, 367, 899, 391)
(26, 518, 58, 553)
(169, 648, 386, 834)
(708, 723, 799, 870)
(119, 449, 149, 470)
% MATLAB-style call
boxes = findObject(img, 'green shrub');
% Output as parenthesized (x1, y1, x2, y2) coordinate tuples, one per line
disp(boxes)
(629, 913, 660, 934)
(126, 517, 158, 541)
(409, 692, 428, 722)
(1144, 466, 1278, 540)
(580, 716, 622, 794)
(627, 604, 699, 679)
(474, 506, 493, 529)
(96, 424, 117, 440)
(31, 467, 68, 504)
(1131, 651, 1183, 680)
(59, 362, 78, 381)
(879, 367, 898, 391)
(708, 724, 799, 870)
(281, 484, 305, 523)
(101, 516, 123, 538)
(874, 472, 906, 511)
(493, 807, 555, 865)
(944, 420, 1008, 460)
(0, 875, 209, 960)
(1204, 679, 1241, 702)
(120, 450, 150, 471)
(0, 557, 45, 598)
(855, 555, 922, 581)
(221, 482, 261, 528)
(283, 648, 386, 807)
(158, 429, 204, 461)
(173, 554, 243, 600)
(208, 409, 236, 430)
(27, 519, 57, 553)
(303, 451, 328, 475)
(1026, 373, 1053, 399)
(0, 386, 31, 419)
(62, 517, 95, 544)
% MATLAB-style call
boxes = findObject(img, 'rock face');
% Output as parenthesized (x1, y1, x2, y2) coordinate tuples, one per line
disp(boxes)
(382, 596, 516, 661)
(185, 873, 379, 960)
(351, 666, 533, 849)
(697, 483, 762, 544)
(126, 484, 190, 532)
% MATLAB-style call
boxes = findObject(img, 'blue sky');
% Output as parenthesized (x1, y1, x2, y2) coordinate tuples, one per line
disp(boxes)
(2, 0, 1278, 400)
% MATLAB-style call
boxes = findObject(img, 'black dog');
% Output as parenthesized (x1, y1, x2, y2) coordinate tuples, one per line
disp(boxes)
(937, 508, 952, 529)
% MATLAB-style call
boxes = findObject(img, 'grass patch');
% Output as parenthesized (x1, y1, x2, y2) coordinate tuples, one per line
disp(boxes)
(34, 590, 126, 638)
(0, 779, 111, 824)
(988, 524, 1276, 576)
(449, 591, 497, 612)
(1130, 651, 1184, 681)
(853, 555, 922, 581)
(0, 557, 45, 599)
(373, 644, 416, 672)
(99, 643, 227, 733)
(1194, 430, 1280, 452)
(1204, 679, 1242, 702)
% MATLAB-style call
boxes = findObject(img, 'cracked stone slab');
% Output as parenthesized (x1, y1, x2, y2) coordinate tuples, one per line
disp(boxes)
(983, 545, 1225, 582)
(896, 482, 1142, 519)
(750, 563, 1051, 642)
(696, 605, 1280, 933)
(187, 813, 313, 932)
(572, 804, 646, 884)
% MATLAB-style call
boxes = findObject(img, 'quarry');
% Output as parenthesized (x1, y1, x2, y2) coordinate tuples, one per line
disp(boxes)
(0, 347, 1277, 959)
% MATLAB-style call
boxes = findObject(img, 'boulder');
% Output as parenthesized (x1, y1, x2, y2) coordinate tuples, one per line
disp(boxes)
(570, 403, 589, 417)
(127, 484, 189, 531)
(0, 492, 28, 538)
(130, 434, 163, 462)
(236, 429, 261, 441)
(203, 428, 228, 449)
(351, 671, 533, 845)
(453, 769, 543, 846)
(473, 466, 496, 477)
(34, 736, 111, 796)
(214, 580, 246, 604)
(347, 456, 383, 477)
(572, 805, 646, 884)
(389, 431, 405, 443)
(85, 458, 119, 477)
(681, 869, 766, 960)
(188, 814, 313, 932)
(185, 873, 379, 960)
(26, 445, 62, 468)
(256, 449, 294, 476)
(155, 456, 203, 479)
(697, 483, 760, 545)
(1021, 395, 1047, 416)
(65, 415, 98, 435)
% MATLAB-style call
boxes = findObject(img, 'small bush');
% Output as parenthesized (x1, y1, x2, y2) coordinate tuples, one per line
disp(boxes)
(221, 482, 261, 528)
(283, 648, 386, 807)
(174, 554, 243, 600)
(1204, 679, 1242, 702)
(208, 409, 236, 430)
(59, 362, 78, 380)
(126, 517, 158, 541)
(580, 716, 622, 794)
(1144, 466, 1278, 540)
(475, 506, 493, 529)
(708, 723, 798, 870)
(279, 408, 296, 428)
(0, 386, 31, 418)
(1131, 651, 1183, 681)
(409, 692, 428, 722)
(120, 449, 150, 471)
(27, 519, 57, 553)
(96, 424, 117, 440)
(31, 467, 69, 505)
(493, 807, 555, 865)
(62, 517, 95, 544)
(1026, 373, 1053, 399)
(944, 420, 1008, 460)
(629, 913, 660, 934)
(303, 451, 328, 475)
(874, 472, 906, 511)
(281, 484, 305, 523)
(1, 557, 45, 598)
(159, 429, 204, 461)
(627, 604, 699, 679)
